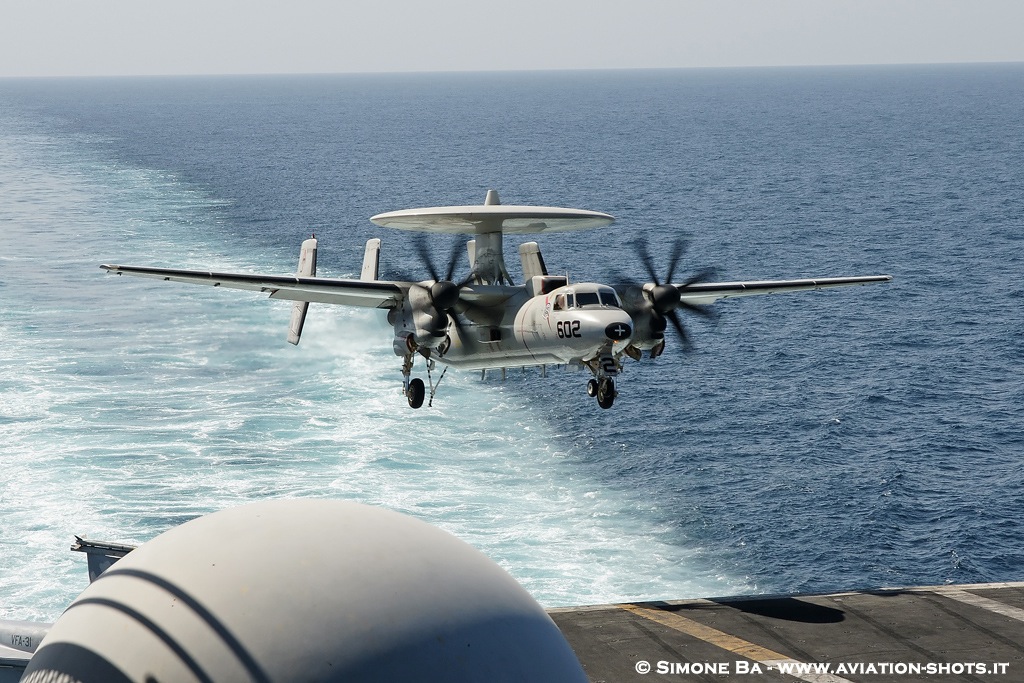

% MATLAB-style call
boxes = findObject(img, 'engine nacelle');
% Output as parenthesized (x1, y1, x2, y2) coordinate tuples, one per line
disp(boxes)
(390, 286, 450, 354)
(615, 285, 664, 350)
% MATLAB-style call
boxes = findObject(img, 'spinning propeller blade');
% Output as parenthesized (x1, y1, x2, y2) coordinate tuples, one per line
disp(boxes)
(620, 237, 718, 352)
(406, 235, 490, 342)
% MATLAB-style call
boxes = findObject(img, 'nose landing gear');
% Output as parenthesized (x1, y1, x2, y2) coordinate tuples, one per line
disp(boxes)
(595, 377, 616, 409)
(585, 370, 614, 409)
(585, 377, 616, 408)
(586, 353, 619, 409)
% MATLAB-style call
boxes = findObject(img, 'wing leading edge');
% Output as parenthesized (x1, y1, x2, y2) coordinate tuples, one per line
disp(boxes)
(677, 274, 892, 306)
(99, 264, 405, 309)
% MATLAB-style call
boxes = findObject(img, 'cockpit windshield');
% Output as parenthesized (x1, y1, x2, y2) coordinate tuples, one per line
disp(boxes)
(563, 286, 620, 309)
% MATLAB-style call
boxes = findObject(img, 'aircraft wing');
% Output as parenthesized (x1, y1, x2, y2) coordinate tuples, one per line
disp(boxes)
(100, 264, 405, 309)
(677, 275, 892, 306)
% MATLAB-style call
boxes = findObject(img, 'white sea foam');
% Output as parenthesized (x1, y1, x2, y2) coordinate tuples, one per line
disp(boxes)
(6, 68, 1024, 623)
(0, 117, 743, 622)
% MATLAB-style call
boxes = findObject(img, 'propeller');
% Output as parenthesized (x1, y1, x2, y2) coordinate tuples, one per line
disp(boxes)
(407, 235, 485, 344)
(617, 237, 718, 352)
(414, 235, 466, 311)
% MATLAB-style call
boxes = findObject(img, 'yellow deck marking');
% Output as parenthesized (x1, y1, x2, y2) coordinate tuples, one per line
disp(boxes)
(622, 603, 854, 683)
(935, 588, 1024, 624)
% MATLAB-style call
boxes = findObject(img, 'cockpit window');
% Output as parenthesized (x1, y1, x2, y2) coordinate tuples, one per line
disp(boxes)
(563, 287, 620, 308)
(599, 288, 620, 307)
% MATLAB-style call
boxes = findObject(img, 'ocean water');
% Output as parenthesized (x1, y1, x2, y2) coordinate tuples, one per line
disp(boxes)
(1, 65, 1022, 623)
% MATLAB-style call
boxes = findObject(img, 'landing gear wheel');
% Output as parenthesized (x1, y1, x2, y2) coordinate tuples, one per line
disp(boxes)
(407, 378, 425, 409)
(586, 378, 598, 397)
(596, 378, 615, 409)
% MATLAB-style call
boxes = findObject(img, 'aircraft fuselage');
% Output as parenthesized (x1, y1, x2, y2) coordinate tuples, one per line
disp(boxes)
(409, 283, 634, 371)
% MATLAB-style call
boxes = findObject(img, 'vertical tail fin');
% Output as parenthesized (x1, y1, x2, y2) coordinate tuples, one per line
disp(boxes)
(518, 241, 548, 280)
(361, 238, 381, 281)
(287, 236, 318, 345)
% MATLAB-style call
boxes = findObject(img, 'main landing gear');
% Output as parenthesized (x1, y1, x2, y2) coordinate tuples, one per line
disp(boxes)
(406, 377, 425, 409)
(401, 342, 447, 409)
(401, 353, 428, 409)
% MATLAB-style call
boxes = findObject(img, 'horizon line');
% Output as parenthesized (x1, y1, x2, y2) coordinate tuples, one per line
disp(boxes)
(2, 59, 1023, 82)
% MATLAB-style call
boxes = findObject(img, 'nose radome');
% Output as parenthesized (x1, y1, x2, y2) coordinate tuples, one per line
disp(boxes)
(605, 321, 632, 341)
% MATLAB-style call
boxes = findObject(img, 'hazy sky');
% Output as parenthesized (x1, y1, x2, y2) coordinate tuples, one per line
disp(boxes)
(2, 0, 1022, 78)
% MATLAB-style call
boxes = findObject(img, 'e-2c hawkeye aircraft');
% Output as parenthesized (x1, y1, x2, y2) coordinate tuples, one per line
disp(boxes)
(101, 191, 891, 409)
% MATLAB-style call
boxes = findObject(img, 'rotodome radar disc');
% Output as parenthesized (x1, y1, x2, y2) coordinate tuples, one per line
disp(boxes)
(370, 204, 615, 234)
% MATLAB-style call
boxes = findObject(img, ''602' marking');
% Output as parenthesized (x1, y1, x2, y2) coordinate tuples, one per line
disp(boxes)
(556, 320, 582, 338)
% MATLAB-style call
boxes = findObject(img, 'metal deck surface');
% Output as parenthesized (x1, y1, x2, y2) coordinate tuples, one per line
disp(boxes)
(5, 582, 1024, 681)
(549, 582, 1024, 682)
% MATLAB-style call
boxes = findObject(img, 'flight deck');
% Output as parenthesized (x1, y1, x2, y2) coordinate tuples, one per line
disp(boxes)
(550, 582, 1024, 682)
(4, 581, 1024, 681)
